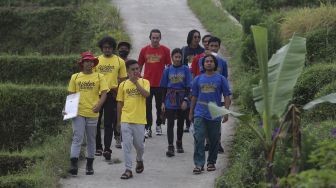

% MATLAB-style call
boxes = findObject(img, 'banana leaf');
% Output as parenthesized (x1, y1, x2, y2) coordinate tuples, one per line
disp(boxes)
(253, 34, 306, 119)
(303, 93, 336, 110)
(208, 102, 244, 118)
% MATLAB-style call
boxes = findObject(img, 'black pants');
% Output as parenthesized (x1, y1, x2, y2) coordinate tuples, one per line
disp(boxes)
(184, 107, 191, 129)
(146, 87, 163, 130)
(96, 92, 119, 151)
(166, 109, 187, 145)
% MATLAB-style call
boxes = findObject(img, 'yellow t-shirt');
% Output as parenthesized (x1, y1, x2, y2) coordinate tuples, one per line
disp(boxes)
(68, 72, 109, 118)
(94, 55, 127, 89)
(116, 79, 150, 125)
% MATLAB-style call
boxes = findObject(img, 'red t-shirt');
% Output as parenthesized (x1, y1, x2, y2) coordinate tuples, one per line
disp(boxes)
(138, 45, 171, 87)
(191, 52, 205, 77)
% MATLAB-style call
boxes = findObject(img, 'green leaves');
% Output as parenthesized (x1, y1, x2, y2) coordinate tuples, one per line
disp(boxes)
(303, 93, 336, 110)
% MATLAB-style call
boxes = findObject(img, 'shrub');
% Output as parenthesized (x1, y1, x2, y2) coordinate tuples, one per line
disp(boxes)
(0, 84, 67, 150)
(0, 55, 79, 84)
(0, 155, 35, 176)
(240, 9, 264, 35)
(0, 1, 128, 55)
(216, 119, 266, 187)
(280, 169, 336, 187)
(306, 26, 336, 63)
(304, 81, 336, 121)
(0, 0, 98, 7)
(293, 63, 336, 105)
(0, 174, 42, 188)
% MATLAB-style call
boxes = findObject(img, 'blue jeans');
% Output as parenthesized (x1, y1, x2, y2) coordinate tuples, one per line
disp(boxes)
(193, 117, 221, 167)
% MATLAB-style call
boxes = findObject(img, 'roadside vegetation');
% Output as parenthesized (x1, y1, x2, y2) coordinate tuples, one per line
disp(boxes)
(0, 0, 128, 187)
(189, 0, 336, 187)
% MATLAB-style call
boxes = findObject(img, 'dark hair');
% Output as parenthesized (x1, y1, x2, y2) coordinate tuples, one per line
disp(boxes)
(149, 29, 161, 39)
(208, 36, 221, 46)
(117, 41, 131, 49)
(125, 59, 138, 69)
(202, 54, 218, 71)
(98, 36, 117, 50)
(187, 29, 201, 46)
(171, 48, 182, 57)
(202, 34, 212, 42)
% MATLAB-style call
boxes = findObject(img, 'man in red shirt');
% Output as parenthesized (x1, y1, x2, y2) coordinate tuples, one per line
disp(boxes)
(138, 29, 171, 138)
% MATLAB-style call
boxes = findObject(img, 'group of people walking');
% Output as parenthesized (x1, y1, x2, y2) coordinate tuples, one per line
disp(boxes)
(65, 28, 231, 179)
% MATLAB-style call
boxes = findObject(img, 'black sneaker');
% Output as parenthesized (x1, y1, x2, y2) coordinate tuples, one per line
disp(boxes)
(103, 149, 112, 160)
(166, 145, 175, 157)
(205, 144, 209, 151)
(218, 144, 224, 154)
(184, 126, 190, 133)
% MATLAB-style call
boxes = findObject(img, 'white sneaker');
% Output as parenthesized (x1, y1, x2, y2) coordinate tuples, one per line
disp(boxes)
(144, 129, 149, 138)
(156, 125, 162, 135)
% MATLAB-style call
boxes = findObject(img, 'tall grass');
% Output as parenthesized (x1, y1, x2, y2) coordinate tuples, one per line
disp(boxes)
(281, 4, 336, 40)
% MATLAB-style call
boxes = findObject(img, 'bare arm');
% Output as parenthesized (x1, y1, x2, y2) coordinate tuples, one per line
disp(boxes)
(222, 96, 231, 123)
(117, 101, 124, 127)
(189, 96, 197, 121)
(93, 90, 107, 113)
(135, 81, 150, 97)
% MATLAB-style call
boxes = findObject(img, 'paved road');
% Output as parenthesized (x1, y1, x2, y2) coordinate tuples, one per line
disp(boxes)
(60, 0, 235, 187)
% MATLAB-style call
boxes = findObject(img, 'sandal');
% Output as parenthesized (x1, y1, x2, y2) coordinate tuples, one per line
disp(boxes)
(120, 170, 133, 179)
(193, 167, 203, 174)
(136, 161, 144, 173)
(95, 149, 103, 156)
(207, 164, 216, 171)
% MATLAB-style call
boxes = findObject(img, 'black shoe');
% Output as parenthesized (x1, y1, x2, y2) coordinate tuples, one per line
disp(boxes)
(166, 145, 175, 157)
(86, 158, 94, 175)
(184, 127, 190, 133)
(69, 158, 78, 175)
(148, 129, 152, 138)
(205, 144, 209, 151)
(103, 149, 112, 160)
(218, 144, 224, 154)
(176, 140, 184, 153)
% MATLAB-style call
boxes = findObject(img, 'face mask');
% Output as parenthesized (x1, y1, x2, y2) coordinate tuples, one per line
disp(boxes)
(119, 50, 129, 58)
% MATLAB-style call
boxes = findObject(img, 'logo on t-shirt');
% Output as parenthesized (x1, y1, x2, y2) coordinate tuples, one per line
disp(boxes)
(97, 65, 115, 73)
(169, 73, 185, 84)
(78, 81, 96, 90)
(200, 83, 217, 93)
(146, 54, 162, 63)
(126, 88, 141, 97)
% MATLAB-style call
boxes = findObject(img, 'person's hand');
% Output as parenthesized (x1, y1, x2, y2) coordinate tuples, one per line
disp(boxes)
(161, 103, 166, 113)
(92, 104, 102, 113)
(189, 112, 194, 122)
(222, 114, 229, 123)
(181, 101, 188, 111)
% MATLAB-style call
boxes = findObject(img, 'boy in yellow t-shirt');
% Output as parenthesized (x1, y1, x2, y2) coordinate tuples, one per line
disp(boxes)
(116, 60, 150, 180)
(94, 36, 127, 159)
(67, 52, 109, 176)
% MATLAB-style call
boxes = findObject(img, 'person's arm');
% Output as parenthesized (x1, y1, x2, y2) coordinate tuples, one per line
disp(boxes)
(189, 96, 197, 121)
(93, 90, 107, 113)
(138, 47, 146, 73)
(134, 80, 150, 97)
(222, 96, 231, 123)
(117, 101, 124, 128)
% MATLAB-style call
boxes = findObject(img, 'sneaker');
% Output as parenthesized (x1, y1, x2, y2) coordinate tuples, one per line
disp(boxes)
(166, 145, 175, 157)
(115, 137, 122, 149)
(103, 149, 112, 160)
(156, 126, 162, 135)
(218, 144, 224, 154)
(184, 126, 190, 133)
(205, 144, 209, 151)
(148, 129, 152, 137)
(144, 129, 149, 139)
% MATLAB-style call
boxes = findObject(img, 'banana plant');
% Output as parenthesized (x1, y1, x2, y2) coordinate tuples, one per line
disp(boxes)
(251, 26, 306, 182)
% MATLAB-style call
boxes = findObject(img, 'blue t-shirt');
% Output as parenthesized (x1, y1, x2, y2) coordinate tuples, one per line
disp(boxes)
(198, 55, 228, 78)
(160, 65, 192, 109)
(192, 73, 231, 121)
(181, 45, 204, 67)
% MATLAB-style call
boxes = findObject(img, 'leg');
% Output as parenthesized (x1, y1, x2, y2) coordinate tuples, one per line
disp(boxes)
(184, 108, 191, 132)
(206, 120, 221, 165)
(153, 87, 163, 126)
(165, 109, 175, 157)
(103, 93, 114, 152)
(70, 116, 86, 158)
(85, 118, 98, 159)
(132, 124, 145, 172)
(111, 98, 121, 148)
(145, 89, 154, 132)
(121, 122, 133, 171)
(95, 106, 103, 153)
(176, 109, 185, 153)
(193, 117, 206, 168)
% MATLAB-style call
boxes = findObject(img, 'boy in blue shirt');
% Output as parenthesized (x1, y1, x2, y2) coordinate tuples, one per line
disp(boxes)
(161, 48, 192, 157)
(189, 54, 231, 174)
